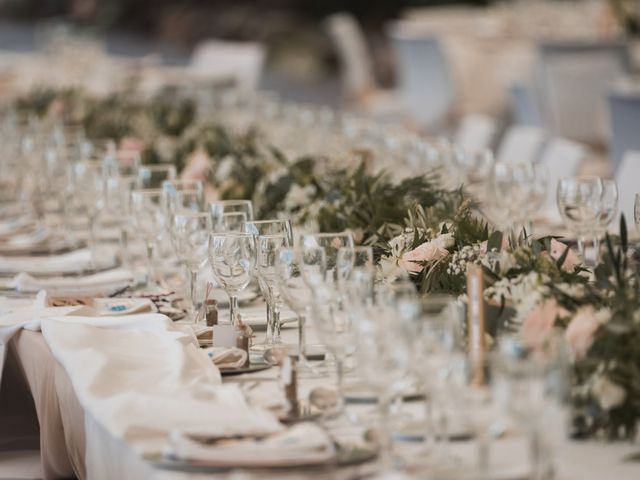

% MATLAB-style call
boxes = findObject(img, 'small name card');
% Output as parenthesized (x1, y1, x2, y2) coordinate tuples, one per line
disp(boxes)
(212, 324, 237, 347)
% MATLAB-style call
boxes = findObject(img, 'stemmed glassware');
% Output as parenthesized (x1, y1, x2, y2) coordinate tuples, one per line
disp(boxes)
(243, 220, 294, 347)
(301, 232, 355, 289)
(557, 176, 604, 265)
(130, 189, 166, 285)
(162, 180, 204, 222)
(208, 232, 256, 325)
(275, 246, 326, 375)
(486, 162, 546, 236)
(593, 179, 619, 262)
(209, 199, 254, 226)
(215, 212, 248, 232)
(256, 234, 288, 344)
(136, 164, 177, 188)
(172, 212, 211, 321)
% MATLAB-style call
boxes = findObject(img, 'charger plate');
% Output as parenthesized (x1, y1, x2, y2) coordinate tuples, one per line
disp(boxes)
(145, 442, 377, 472)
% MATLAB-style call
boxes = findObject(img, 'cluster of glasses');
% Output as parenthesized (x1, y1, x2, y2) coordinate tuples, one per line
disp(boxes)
(557, 176, 619, 265)
(279, 237, 572, 478)
(206, 89, 444, 176)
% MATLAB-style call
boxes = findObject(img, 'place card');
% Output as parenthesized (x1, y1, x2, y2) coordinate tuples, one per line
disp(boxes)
(466, 263, 486, 386)
(212, 324, 236, 348)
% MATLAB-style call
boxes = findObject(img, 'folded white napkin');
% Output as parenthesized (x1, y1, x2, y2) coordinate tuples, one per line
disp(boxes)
(0, 216, 34, 238)
(10, 268, 134, 297)
(204, 347, 248, 369)
(0, 248, 115, 275)
(166, 423, 335, 468)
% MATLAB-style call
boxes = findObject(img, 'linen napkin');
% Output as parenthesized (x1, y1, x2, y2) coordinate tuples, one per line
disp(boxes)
(165, 423, 335, 468)
(39, 314, 283, 456)
(0, 248, 115, 275)
(204, 347, 248, 369)
(9, 268, 134, 297)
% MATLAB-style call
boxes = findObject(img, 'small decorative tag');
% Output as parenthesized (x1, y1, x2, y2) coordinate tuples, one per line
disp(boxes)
(466, 263, 486, 386)
(212, 324, 236, 347)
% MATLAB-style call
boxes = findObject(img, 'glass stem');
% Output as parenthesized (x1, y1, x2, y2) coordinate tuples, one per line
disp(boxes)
(146, 241, 155, 285)
(265, 303, 274, 344)
(229, 295, 238, 326)
(188, 266, 198, 320)
(477, 431, 490, 480)
(297, 313, 307, 362)
(577, 237, 586, 265)
(378, 394, 395, 470)
(273, 304, 281, 344)
(529, 426, 553, 480)
(335, 356, 346, 414)
(593, 234, 601, 265)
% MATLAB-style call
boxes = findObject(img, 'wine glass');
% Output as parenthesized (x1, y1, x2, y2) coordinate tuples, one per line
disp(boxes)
(243, 219, 294, 245)
(557, 176, 603, 265)
(311, 279, 359, 423)
(130, 189, 166, 285)
(301, 232, 355, 289)
(493, 334, 570, 480)
(209, 199, 254, 227)
(486, 162, 539, 236)
(336, 245, 373, 292)
(399, 294, 465, 465)
(172, 212, 211, 321)
(162, 179, 204, 222)
(593, 179, 618, 262)
(275, 246, 326, 375)
(208, 232, 256, 325)
(244, 220, 294, 346)
(256, 234, 288, 344)
(215, 212, 248, 232)
(136, 164, 177, 188)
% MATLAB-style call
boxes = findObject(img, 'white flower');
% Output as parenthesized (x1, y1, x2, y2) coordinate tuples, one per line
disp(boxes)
(436, 232, 455, 249)
(591, 374, 626, 411)
(284, 184, 316, 211)
(379, 255, 403, 282)
(215, 156, 235, 182)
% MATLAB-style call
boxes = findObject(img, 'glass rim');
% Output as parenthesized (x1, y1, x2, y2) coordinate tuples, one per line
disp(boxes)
(208, 231, 255, 238)
(209, 199, 252, 206)
(244, 219, 290, 225)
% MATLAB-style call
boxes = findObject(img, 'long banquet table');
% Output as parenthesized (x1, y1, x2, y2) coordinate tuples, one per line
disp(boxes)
(2, 304, 639, 480)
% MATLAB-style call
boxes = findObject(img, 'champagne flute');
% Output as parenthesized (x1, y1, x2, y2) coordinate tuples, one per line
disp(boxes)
(208, 232, 256, 325)
(130, 189, 165, 285)
(172, 212, 211, 321)
(136, 164, 177, 188)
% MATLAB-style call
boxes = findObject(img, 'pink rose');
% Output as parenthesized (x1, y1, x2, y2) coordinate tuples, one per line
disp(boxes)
(549, 239, 581, 272)
(522, 298, 568, 350)
(399, 238, 449, 274)
(565, 307, 603, 359)
(180, 150, 211, 183)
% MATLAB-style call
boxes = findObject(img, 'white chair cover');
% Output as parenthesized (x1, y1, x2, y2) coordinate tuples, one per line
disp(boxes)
(388, 24, 455, 130)
(509, 83, 542, 127)
(496, 125, 547, 165)
(189, 40, 265, 91)
(539, 137, 588, 216)
(608, 91, 640, 172)
(615, 151, 640, 228)
(324, 13, 376, 99)
(535, 40, 630, 145)
(454, 114, 498, 153)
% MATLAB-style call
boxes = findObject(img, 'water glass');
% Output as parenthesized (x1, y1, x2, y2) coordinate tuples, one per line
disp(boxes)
(208, 232, 256, 325)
